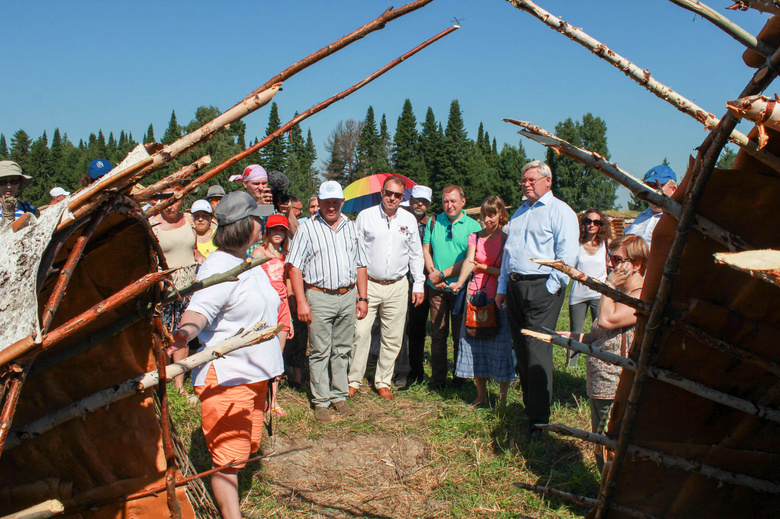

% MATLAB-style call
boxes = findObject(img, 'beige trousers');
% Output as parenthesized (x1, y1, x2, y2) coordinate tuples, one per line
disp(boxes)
(348, 279, 409, 389)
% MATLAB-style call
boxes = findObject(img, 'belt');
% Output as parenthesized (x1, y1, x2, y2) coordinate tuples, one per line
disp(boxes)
(368, 275, 404, 286)
(509, 273, 547, 282)
(304, 282, 356, 295)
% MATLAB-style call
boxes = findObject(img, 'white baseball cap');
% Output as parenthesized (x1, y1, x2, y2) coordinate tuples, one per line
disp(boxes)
(50, 187, 70, 197)
(410, 185, 432, 202)
(190, 199, 213, 214)
(318, 181, 344, 200)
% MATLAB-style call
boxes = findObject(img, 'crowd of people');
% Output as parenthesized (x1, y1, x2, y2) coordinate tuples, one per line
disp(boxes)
(0, 156, 677, 519)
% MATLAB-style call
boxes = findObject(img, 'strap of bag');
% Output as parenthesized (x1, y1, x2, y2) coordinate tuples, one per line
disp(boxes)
(620, 330, 628, 358)
(473, 231, 507, 293)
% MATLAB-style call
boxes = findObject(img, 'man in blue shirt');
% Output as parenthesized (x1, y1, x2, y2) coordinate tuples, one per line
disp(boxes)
(495, 160, 579, 440)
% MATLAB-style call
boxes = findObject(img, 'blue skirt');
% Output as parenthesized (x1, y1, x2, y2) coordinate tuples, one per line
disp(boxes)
(455, 307, 516, 382)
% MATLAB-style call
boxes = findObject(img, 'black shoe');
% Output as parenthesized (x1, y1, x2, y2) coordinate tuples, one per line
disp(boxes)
(393, 377, 408, 389)
(451, 376, 466, 388)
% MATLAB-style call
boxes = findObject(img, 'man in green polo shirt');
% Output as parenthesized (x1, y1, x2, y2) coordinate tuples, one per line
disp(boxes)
(422, 184, 482, 390)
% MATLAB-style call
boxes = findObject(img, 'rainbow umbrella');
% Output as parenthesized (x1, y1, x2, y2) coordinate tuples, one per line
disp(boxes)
(341, 173, 417, 213)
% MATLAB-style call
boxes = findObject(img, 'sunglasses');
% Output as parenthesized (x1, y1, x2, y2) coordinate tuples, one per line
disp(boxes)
(608, 253, 631, 264)
(383, 189, 404, 200)
(1, 177, 21, 186)
(446, 224, 453, 240)
(583, 218, 603, 227)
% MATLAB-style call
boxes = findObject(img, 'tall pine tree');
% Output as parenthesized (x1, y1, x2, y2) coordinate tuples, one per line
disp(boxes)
(392, 99, 427, 184)
(419, 107, 444, 203)
(162, 110, 182, 145)
(356, 106, 383, 178)
(0, 134, 7, 159)
(260, 102, 286, 172)
(144, 124, 155, 144)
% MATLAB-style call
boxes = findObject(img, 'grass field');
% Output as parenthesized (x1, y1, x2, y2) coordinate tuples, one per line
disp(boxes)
(169, 290, 600, 518)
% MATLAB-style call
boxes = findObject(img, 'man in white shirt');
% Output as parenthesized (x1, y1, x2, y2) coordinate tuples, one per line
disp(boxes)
(348, 176, 425, 400)
(495, 160, 579, 441)
(624, 165, 678, 250)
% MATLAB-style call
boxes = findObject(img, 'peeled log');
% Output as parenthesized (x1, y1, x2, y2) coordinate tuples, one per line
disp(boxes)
(714, 249, 780, 288)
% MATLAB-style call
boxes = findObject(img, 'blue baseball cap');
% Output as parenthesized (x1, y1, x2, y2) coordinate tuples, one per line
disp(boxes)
(88, 159, 113, 179)
(644, 165, 677, 185)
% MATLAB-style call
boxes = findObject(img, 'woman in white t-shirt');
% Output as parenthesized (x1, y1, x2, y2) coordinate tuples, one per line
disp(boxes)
(568, 209, 611, 368)
(168, 192, 283, 519)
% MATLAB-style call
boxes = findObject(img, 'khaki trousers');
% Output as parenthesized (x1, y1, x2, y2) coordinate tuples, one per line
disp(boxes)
(349, 279, 409, 389)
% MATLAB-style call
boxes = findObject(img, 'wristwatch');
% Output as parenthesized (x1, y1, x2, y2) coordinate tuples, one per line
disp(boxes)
(358, 297, 369, 303)
(438, 270, 445, 280)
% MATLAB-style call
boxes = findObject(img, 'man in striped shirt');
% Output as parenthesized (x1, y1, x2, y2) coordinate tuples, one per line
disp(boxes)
(288, 181, 369, 423)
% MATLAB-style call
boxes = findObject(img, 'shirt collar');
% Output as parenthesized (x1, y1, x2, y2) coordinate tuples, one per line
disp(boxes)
(525, 190, 554, 208)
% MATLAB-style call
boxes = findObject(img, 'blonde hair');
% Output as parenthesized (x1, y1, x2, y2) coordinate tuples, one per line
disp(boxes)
(610, 234, 649, 275)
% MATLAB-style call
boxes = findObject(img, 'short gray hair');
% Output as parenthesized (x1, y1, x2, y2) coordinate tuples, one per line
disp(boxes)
(521, 160, 552, 179)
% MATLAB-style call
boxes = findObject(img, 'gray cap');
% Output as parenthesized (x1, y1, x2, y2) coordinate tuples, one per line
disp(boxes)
(215, 191, 272, 225)
(0, 161, 32, 190)
(206, 184, 226, 199)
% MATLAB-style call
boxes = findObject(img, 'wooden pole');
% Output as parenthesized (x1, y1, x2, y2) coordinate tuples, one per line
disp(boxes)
(595, 37, 780, 519)
(668, 0, 773, 56)
(0, 499, 65, 519)
(132, 156, 212, 201)
(504, 119, 753, 252)
(0, 271, 169, 368)
(672, 318, 780, 378)
(165, 255, 270, 303)
(152, 316, 182, 519)
(145, 23, 460, 219)
(714, 249, 780, 288)
(525, 328, 780, 425)
(727, 0, 780, 15)
(529, 258, 651, 314)
(4, 322, 282, 451)
(0, 360, 32, 458)
(41, 205, 109, 334)
(543, 423, 780, 494)
(513, 482, 656, 519)
(504, 0, 780, 174)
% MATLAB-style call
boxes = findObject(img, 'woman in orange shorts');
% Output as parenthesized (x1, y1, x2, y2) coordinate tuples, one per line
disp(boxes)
(169, 192, 283, 519)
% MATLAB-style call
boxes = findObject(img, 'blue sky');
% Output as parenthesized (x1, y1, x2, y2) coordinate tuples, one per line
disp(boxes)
(1, 1, 770, 207)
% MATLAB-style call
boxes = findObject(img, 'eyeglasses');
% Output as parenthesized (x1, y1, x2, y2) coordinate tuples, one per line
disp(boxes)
(583, 218, 603, 227)
(608, 253, 630, 264)
(1, 177, 21, 186)
(383, 189, 404, 200)
(192, 213, 211, 220)
(519, 176, 546, 186)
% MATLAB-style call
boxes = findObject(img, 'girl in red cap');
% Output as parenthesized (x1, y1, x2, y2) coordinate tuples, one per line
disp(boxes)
(251, 214, 292, 416)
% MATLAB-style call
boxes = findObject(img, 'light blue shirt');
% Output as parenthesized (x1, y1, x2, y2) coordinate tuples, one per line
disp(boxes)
(497, 191, 579, 295)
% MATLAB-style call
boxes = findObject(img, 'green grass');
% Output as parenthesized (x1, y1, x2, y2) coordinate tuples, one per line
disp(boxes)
(170, 285, 601, 518)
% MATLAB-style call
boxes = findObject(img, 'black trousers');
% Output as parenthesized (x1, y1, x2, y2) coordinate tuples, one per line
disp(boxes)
(505, 277, 565, 427)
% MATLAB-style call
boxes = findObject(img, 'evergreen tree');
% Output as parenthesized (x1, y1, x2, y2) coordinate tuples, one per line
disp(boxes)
(260, 102, 286, 172)
(10, 129, 32, 173)
(419, 107, 444, 201)
(439, 100, 470, 197)
(305, 129, 319, 194)
(144, 123, 155, 144)
(285, 116, 311, 199)
(497, 142, 528, 209)
(378, 113, 392, 173)
(547, 113, 617, 212)
(717, 146, 737, 170)
(27, 132, 52, 205)
(162, 110, 182, 145)
(392, 99, 427, 184)
(0, 134, 7, 159)
(356, 106, 383, 178)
